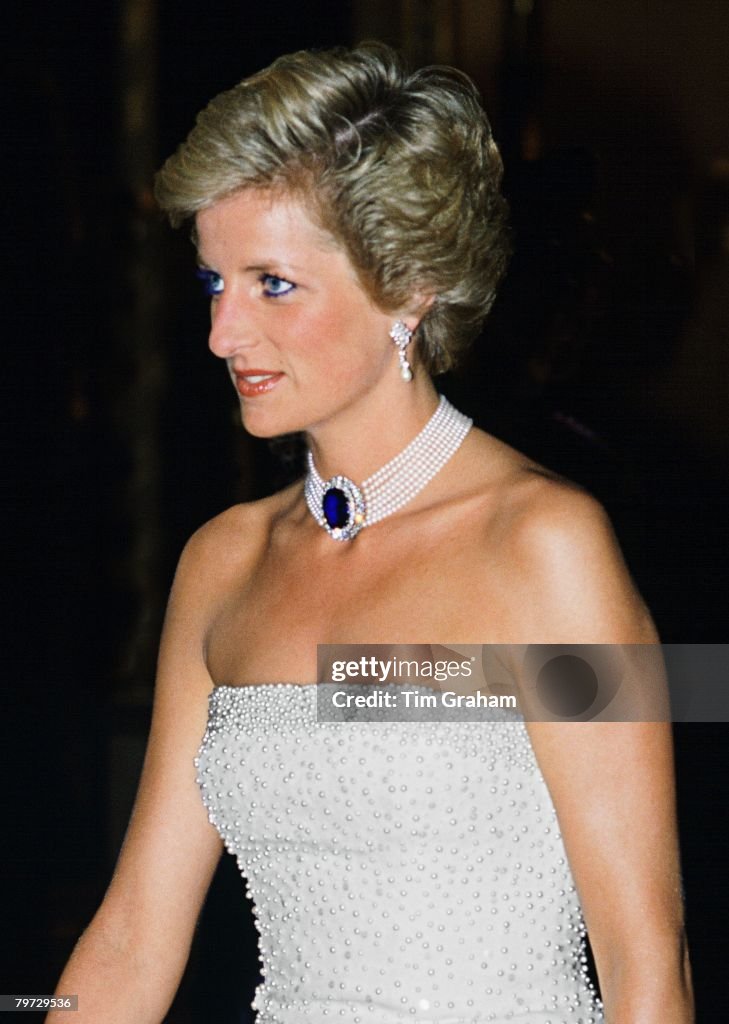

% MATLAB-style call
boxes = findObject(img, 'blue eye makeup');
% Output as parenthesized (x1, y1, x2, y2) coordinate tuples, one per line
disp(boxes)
(261, 273, 295, 298)
(196, 267, 224, 297)
(195, 268, 295, 299)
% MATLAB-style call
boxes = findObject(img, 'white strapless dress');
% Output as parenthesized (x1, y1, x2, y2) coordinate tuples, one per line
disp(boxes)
(195, 684, 604, 1023)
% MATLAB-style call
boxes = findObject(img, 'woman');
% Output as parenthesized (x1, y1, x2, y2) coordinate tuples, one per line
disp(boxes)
(48, 43, 693, 1023)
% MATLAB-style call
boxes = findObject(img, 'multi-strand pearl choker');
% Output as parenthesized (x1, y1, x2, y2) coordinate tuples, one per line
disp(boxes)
(304, 395, 473, 541)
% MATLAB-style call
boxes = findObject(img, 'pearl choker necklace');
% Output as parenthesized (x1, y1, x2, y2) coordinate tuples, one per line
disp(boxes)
(304, 395, 473, 541)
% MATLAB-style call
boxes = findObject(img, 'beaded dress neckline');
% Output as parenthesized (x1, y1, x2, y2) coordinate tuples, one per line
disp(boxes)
(212, 682, 318, 691)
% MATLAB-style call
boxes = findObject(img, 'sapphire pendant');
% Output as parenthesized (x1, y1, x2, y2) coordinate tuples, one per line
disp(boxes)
(320, 475, 366, 541)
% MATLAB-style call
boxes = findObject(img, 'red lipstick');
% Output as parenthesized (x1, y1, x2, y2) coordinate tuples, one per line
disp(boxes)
(233, 371, 284, 398)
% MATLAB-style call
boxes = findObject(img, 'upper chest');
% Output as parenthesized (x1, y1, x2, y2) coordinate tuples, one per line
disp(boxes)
(205, 500, 522, 683)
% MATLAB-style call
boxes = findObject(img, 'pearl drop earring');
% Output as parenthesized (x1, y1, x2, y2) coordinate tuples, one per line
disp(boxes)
(389, 320, 414, 382)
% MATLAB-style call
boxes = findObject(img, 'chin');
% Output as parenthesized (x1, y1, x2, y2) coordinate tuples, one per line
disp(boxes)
(239, 404, 304, 440)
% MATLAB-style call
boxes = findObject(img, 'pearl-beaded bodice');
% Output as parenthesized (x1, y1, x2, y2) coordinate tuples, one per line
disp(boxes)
(195, 685, 604, 1023)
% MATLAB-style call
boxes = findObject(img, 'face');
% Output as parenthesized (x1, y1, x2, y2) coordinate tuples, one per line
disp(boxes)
(195, 188, 409, 439)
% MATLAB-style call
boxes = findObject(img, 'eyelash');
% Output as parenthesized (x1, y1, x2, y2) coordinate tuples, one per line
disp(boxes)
(260, 273, 296, 298)
(195, 269, 296, 299)
(196, 268, 224, 297)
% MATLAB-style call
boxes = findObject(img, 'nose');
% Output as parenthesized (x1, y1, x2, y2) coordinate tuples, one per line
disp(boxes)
(207, 291, 260, 359)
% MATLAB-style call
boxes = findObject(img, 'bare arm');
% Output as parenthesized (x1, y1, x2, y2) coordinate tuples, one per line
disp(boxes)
(507, 484, 694, 1023)
(47, 526, 227, 1024)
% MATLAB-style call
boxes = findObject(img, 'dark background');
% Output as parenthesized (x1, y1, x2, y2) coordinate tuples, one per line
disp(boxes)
(3, 1, 727, 1019)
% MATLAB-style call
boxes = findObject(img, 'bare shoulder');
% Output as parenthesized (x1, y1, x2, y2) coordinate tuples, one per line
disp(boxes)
(468, 431, 657, 643)
(508, 461, 613, 556)
(153, 478, 304, 701)
(462, 428, 593, 535)
(172, 481, 301, 605)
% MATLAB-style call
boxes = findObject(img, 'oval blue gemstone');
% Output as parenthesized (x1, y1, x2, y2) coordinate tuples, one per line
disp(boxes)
(323, 487, 350, 529)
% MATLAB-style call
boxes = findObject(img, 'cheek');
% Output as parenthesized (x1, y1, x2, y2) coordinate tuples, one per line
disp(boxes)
(318, 306, 389, 369)
(288, 308, 374, 373)
(284, 310, 338, 370)
(275, 273, 392, 384)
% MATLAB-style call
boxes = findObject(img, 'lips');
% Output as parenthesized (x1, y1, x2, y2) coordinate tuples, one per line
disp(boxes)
(233, 370, 284, 398)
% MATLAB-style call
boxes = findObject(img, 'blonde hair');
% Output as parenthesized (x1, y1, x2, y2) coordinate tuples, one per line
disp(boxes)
(155, 42, 510, 374)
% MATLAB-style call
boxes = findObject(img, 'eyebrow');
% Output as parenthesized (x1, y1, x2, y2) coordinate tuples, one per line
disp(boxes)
(244, 262, 306, 274)
(194, 254, 307, 275)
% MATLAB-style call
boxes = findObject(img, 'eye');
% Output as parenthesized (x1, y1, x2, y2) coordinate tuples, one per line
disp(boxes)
(196, 267, 224, 297)
(260, 273, 295, 298)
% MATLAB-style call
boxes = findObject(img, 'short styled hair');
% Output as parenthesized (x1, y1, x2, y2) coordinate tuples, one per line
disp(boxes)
(154, 42, 510, 374)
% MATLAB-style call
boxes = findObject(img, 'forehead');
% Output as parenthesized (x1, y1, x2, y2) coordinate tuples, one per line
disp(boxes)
(195, 188, 340, 260)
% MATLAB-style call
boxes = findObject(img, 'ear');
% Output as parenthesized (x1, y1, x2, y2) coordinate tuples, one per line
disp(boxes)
(400, 292, 436, 333)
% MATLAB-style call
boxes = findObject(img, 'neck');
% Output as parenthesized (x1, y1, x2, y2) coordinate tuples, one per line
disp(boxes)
(306, 376, 440, 482)
(304, 390, 472, 542)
